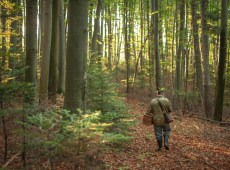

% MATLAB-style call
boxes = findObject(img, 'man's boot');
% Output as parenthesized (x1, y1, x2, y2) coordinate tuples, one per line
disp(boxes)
(156, 140, 162, 151)
(164, 135, 169, 150)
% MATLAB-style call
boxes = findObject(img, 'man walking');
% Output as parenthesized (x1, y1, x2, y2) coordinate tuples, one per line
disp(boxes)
(146, 88, 173, 151)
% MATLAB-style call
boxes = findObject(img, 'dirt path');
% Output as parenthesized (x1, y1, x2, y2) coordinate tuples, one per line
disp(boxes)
(101, 98, 230, 170)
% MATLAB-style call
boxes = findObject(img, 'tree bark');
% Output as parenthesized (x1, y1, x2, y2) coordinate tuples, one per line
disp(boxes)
(201, 0, 212, 119)
(214, 0, 228, 122)
(148, 0, 154, 97)
(57, 0, 66, 94)
(9, 0, 20, 72)
(175, 0, 185, 107)
(25, 0, 38, 100)
(49, 0, 60, 103)
(64, 0, 88, 111)
(191, 0, 204, 103)
(153, 0, 163, 90)
(91, 0, 102, 64)
(39, 0, 53, 102)
(107, 5, 112, 70)
(1, 4, 7, 70)
(123, 0, 130, 93)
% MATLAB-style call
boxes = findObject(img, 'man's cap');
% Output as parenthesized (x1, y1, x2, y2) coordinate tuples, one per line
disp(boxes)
(157, 88, 165, 93)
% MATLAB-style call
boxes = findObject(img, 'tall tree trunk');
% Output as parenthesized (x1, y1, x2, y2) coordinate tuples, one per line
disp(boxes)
(171, 2, 177, 107)
(0, 3, 7, 164)
(9, 0, 20, 72)
(181, 1, 189, 94)
(88, 3, 93, 53)
(115, 16, 122, 71)
(148, 0, 154, 96)
(38, 0, 44, 66)
(25, 0, 38, 100)
(16, 0, 23, 55)
(214, 0, 228, 122)
(39, 0, 53, 102)
(201, 0, 212, 119)
(1, 4, 7, 70)
(91, 0, 102, 64)
(175, 0, 185, 107)
(123, 0, 130, 93)
(107, 5, 112, 70)
(98, 4, 104, 58)
(140, 0, 144, 87)
(191, 0, 204, 103)
(49, 0, 60, 103)
(153, 0, 162, 90)
(57, 0, 66, 94)
(64, 0, 88, 111)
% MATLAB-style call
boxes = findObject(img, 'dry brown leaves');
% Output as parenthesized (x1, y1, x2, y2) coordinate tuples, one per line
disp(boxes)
(101, 98, 230, 170)
(1, 96, 229, 170)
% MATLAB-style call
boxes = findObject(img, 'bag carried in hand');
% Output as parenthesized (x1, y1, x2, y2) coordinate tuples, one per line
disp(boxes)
(142, 114, 153, 125)
(158, 99, 173, 123)
(164, 112, 173, 123)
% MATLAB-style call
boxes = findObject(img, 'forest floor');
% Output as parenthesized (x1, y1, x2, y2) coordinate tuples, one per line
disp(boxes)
(1, 95, 230, 170)
(99, 96, 230, 170)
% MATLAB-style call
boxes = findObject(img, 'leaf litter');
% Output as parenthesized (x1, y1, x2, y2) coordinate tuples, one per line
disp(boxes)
(100, 98, 230, 170)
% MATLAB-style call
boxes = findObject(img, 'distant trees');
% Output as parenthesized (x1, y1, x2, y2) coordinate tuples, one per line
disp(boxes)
(123, 0, 131, 93)
(0, 0, 229, 121)
(91, 0, 102, 64)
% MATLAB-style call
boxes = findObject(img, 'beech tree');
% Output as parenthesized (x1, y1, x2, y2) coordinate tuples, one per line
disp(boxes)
(25, 0, 38, 101)
(64, 0, 88, 111)
(201, 0, 212, 118)
(191, 0, 204, 103)
(152, 0, 162, 90)
(57, 0, 66, 94)
(39, 0, 53, 102)
(9, 0, 21, 71)
(91, 0, 102, 64)
(175, 0, 185, 106)
(48, 0, 60, 103)
(214, 0, 228, 122)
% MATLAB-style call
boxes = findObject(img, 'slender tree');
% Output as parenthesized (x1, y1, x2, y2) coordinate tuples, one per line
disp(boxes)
(57, 0, 66, 94)
(148, 0, 154, 96)
(39, 0, 53, 102)
(201, 0, 212, 119)
(25, 0, 38, 99)
(175, 0, 185, 107)
(191, 0, 204, 103)
(107, 4, 112, 70)
(214, 0, 228, 122)
(64, 0, 88, 111)
(0, 2, 8, 164)
(91, 0, 102, 64)
(123, 0, 131, 93)
(153, 0, 162, 90)
(9, 0, 20, 71)
(1, 2, 7, 70)
(49, 0, 60, 103)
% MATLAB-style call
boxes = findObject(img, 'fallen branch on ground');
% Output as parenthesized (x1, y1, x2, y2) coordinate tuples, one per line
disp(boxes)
(2, 152, 21, 169)
(192, 116, 230, 126)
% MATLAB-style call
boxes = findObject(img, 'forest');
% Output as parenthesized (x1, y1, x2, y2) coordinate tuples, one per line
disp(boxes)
(0, 0, 229, 169)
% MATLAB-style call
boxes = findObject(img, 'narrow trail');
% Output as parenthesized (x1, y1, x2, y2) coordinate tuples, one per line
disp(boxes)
(101, 98, 230, 170)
